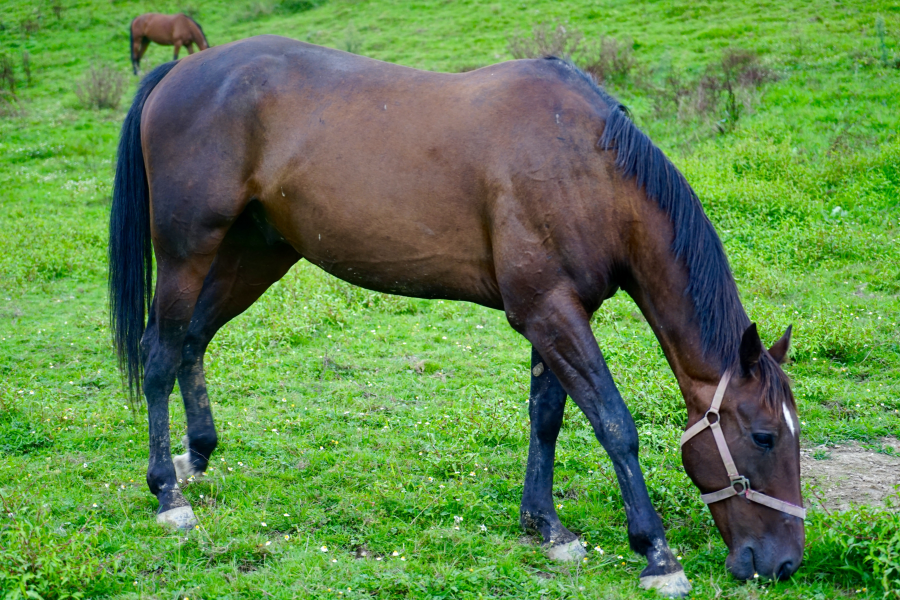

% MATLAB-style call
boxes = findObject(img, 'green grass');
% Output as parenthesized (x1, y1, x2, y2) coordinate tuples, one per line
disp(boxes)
(1, 0, 899, 598)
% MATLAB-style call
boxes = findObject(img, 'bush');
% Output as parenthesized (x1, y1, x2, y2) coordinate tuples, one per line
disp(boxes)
(507, 22, 634, 84)
(0, 53, 16, 117)
(643, 49, 777, 132)
(74, 64, 125, 110)
(508, 22, 583, 60)
(581, 36, 635, 83)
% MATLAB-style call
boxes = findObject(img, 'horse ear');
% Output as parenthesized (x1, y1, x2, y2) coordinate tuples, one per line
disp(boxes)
(767, 325, 792, 365)
(739, 323, 763, 375)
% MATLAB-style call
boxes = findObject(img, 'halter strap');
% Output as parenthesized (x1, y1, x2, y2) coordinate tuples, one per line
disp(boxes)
(680, 370, 806, 520)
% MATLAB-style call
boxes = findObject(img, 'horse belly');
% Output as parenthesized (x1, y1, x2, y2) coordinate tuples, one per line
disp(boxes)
(260, 169, 502, 307)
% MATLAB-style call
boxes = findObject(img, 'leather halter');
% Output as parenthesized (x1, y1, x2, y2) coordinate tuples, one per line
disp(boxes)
(680, 370, 807, 520)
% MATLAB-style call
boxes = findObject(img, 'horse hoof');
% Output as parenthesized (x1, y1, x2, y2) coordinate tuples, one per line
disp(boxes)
(545, 539, 587, 562)
(156, 505, 198, 530)
(639, 570, 692, 598)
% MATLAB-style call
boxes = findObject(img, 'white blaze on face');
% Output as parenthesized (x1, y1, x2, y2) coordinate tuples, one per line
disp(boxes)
(783, 402, 797, 437)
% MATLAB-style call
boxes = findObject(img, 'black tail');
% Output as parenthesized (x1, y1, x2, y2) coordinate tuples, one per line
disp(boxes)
(109, 61, 178, 402)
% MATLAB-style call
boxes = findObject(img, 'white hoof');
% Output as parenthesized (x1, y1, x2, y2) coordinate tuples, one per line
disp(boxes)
(545, 539, 587, 562)
(639, 570, 692, 598)
(156, 505, 198, 530)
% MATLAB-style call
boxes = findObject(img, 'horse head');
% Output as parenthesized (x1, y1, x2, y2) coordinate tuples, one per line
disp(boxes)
(681, 324, 804, 581)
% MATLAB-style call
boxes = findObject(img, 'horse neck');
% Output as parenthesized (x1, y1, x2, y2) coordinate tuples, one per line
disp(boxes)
(619, 191, 750, 415)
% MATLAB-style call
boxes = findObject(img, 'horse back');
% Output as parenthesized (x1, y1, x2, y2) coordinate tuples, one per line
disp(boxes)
(141, 36, 628, 309)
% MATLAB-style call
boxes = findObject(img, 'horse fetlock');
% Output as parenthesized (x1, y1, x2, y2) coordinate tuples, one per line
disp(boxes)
(520, 509, 574, 543)
(640, 538, 683, 576)
(638, 570, 691, 598)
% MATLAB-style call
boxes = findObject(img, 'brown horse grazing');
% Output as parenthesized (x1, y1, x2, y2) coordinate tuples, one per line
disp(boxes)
(109, 36, 805, 597)
(129, 13, 209, 75)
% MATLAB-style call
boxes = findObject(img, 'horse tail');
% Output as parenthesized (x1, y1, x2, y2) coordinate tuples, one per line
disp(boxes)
(109, 61, 179, 402)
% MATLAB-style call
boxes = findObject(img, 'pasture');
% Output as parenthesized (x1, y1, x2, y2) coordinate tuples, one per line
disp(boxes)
(1, 0, 899, 598)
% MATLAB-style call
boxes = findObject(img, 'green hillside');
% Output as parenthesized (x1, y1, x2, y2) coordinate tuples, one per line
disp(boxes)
(0, 0, 898, 598)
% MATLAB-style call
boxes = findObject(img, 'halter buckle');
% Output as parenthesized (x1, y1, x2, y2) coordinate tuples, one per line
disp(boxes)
(731, 475, 750, 495)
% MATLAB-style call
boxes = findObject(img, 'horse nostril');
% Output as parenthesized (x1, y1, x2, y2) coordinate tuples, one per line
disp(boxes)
(776, 561, 795, 580)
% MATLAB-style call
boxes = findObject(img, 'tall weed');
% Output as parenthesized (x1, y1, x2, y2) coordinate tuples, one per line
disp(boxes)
(74, 64, 125, 110)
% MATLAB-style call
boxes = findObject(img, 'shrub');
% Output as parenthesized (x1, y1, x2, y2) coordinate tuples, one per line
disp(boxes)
(22, 51, 31, 87)
(0, 53, 16, 117)
(279, 0, 327, 13)
(643, 49, 776, 132)
(343, 22, 362, 54)
(21, 16, 41, 36)
(74, 64, 125, 110)
(508, 22, 634, 84)
(508, 22, 583, 60)
(0, 53, 14, 93)
(581, 36, 635, 83)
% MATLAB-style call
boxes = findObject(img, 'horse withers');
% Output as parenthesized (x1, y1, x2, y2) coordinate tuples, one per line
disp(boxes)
(130, 13, 209, 75)
(109, 36, 804, 597)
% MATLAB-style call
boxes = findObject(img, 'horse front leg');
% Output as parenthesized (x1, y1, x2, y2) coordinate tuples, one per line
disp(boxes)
(173, 41, 182, 60)
(520, 346, 586, 561)
(511, 291, 690, 598)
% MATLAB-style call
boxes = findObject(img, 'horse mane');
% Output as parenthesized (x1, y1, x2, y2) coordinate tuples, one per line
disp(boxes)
(545, 58, 763, 377)
(184, 15, 208, 46)
(544, 60, 793, 409)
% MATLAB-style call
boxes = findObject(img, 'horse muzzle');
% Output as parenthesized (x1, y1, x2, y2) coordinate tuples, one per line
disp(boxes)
(726, 541, 802, 581)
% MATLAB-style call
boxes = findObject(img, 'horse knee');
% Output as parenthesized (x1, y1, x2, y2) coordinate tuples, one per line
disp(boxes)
(593, 405, 639, 458)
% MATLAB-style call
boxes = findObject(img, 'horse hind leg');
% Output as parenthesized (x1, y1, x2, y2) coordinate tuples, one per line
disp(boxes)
(142, 213, 237, 529)
(172, 207, 300, 483)
(520, 346, 586, 562)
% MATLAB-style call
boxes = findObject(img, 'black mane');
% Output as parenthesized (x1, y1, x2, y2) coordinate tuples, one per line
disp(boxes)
(548, 58, 751, 374)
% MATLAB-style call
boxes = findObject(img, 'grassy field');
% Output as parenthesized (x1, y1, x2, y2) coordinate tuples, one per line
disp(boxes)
(1, 0, 899, 598)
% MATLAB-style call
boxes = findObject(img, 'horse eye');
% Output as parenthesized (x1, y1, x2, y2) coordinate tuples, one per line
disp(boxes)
(752, 433, 775, 450)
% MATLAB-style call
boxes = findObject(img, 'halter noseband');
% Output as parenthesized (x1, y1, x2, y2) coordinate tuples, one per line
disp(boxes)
(679, 370, 807, 520)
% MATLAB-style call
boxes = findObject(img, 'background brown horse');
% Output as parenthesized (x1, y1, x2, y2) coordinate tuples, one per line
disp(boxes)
(130, 13, 209, 75)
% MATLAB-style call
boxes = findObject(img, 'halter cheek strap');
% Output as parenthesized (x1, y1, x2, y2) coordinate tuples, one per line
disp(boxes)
(679, 370, 807, 520)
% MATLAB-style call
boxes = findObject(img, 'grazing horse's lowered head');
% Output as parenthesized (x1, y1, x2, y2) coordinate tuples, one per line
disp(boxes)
(680, 324, 804, 581)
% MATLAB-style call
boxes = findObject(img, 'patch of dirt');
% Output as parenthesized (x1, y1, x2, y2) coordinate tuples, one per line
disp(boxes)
(801, 438, 900, 512)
